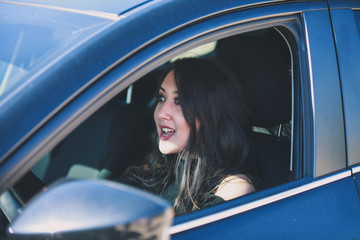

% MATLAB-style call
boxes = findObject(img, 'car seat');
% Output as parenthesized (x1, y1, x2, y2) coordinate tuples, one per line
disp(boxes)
(32, 92, 154, 184)
(216, 28, 292, 188)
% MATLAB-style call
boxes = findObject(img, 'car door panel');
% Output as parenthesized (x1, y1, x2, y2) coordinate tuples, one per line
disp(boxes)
(171, 7, 358, 239)
(171, 171, 360, 239)
(352, 166, 360, 197)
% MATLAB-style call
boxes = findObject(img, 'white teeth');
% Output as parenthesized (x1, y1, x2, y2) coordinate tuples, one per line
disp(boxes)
(162, 128, 175, 133)
(160, 127, 175, 137)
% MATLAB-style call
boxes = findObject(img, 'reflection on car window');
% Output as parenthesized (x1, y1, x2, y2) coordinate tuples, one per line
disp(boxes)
(0, 5, 113, 100)
(171, 41, 217, 62)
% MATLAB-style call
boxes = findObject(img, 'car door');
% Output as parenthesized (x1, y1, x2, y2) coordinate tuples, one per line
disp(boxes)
(168, 1, 360, 239)
(1, 0, 360, 239)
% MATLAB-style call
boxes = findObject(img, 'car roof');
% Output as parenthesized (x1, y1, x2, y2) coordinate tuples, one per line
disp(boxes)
(2, 0, 153, 15)
(3, 0, 317, 16)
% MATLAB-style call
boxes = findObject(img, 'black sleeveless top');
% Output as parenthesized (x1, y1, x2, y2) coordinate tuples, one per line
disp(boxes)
(117, 166, 225, 215)
(158, 173, 225, 209)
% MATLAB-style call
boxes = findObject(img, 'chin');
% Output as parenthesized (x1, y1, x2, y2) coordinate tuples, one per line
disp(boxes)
(159, 141, 182, 155)
(159, 148, 178, 155)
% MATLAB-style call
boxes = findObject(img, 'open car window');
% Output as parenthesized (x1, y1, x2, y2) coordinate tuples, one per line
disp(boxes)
(0, 24, 298, 225)
(30, 27, 295, 187)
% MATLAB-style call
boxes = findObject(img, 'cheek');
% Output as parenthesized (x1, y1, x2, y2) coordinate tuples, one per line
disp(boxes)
(176, 116, 191, 142)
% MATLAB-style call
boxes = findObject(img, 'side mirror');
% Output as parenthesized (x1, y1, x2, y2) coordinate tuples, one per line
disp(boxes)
(8, 179, 173, 240)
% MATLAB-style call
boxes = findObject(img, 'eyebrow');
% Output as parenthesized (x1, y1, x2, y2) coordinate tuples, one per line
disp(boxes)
(160, 86, 178, 94)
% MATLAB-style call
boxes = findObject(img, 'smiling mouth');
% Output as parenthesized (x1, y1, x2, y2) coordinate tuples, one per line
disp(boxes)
(160, 127, 175, 140)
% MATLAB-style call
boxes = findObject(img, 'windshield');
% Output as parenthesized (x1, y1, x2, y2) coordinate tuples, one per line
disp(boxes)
(0, 3, 114, 100)
(0, 23, 56, 96)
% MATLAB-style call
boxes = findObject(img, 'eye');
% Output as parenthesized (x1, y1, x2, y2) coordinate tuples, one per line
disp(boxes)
(174, 97, 181, 105)
(157, 94, 165, 103)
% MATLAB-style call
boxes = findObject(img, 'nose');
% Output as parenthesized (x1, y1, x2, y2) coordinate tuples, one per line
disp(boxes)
(156, 101, 172, 121)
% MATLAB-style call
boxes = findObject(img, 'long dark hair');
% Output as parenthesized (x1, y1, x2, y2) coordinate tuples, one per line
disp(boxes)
(123, 58, 260, 214)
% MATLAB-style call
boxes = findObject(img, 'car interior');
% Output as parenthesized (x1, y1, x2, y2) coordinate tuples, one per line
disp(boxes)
(0, 26, 295, 236)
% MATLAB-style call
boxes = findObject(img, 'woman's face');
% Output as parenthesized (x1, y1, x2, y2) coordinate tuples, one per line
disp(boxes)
(154, 70, 190, 154)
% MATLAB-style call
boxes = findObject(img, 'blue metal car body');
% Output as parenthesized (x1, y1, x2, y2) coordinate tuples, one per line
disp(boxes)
(0, 0, 360, 239)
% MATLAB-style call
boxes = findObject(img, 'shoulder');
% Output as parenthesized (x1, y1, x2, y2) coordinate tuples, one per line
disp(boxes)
(214, 174, 255, 201)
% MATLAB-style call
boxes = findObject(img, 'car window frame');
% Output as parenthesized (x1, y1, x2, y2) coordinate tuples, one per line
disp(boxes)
(328, 1, 360, 168)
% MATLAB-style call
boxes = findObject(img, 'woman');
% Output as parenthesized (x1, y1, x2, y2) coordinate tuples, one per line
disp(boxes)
(119, 57, 260, 215)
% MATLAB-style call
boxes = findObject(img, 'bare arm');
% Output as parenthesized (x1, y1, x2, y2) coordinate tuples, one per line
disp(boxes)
(214, 174, 254, 201)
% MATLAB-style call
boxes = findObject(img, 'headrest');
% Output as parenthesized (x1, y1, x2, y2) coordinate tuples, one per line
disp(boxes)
(216, 29, 291, 128)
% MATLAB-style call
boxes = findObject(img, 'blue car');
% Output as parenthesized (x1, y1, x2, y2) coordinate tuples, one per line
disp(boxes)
(1, 0, 360, 239)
